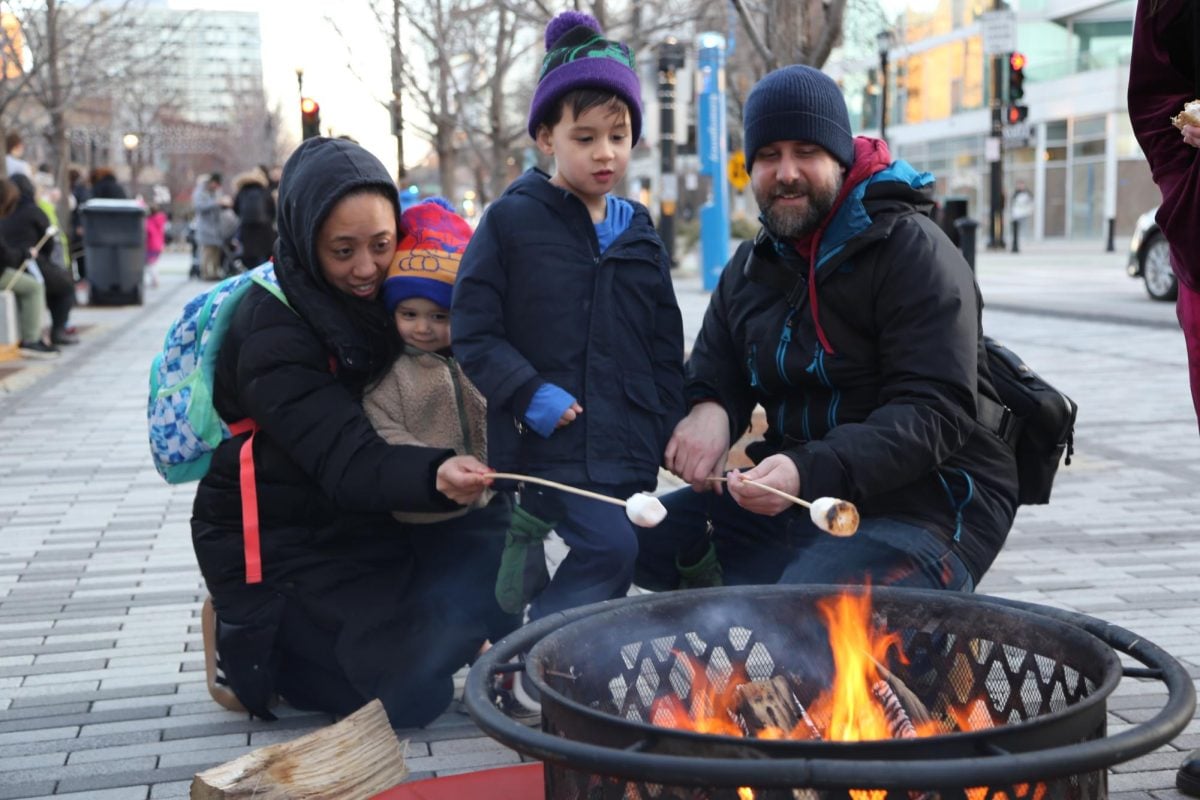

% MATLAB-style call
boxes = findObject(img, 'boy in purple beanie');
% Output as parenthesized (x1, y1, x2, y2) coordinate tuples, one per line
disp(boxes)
(452, 11, 686, 680)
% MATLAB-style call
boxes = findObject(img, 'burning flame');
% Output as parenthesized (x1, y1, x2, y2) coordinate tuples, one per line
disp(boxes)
(646, 589, 1046, 800)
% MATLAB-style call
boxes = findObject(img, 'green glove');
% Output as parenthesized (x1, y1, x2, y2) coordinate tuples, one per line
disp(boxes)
(676, 541, 723, 589)
(495, 503, 555, 614)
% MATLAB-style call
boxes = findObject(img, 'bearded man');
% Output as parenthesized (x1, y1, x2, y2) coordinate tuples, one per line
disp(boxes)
(634, 64, 1018, 592)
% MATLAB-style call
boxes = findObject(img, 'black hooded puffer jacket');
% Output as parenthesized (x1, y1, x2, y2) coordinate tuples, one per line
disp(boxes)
(190, 138, 466, 721)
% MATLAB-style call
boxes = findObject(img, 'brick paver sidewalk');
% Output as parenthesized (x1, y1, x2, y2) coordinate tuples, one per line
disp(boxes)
(0, 246, 1196, 798)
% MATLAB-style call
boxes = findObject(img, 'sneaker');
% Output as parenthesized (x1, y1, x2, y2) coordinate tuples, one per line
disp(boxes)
(512, 670, 542, 713)
(51, 329, 80, 346)
(19, 340, 60, 359)
(493, 683, 541, 726)
(201, 596, 247, 713)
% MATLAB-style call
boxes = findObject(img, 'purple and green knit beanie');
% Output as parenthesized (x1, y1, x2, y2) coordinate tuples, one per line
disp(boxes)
(526, 11, 643, 145)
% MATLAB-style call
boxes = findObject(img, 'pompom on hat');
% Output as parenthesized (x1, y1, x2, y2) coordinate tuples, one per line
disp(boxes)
(742, 64, 855, 171)
(527, 11, 643, 144)
(382, 197, 471, 313)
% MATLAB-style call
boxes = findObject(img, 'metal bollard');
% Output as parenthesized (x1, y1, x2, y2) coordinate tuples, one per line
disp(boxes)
(954, 217, 979, 274)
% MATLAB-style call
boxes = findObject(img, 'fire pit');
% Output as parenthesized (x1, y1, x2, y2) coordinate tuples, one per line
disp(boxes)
(465, 586, 1195, 800)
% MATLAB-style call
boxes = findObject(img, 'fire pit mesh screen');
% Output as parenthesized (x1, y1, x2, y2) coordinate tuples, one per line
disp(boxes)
(530, 588, 1116, 800)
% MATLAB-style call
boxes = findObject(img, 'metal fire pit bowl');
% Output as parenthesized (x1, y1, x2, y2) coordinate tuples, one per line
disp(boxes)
(466, 586, 1195, 799)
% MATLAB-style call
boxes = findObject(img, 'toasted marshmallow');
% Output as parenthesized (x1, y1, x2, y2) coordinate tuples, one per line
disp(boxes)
(809, 497, 859, 536)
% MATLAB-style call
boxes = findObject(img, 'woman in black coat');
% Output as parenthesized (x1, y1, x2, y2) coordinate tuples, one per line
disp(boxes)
(191, 137, 510, 728)
(0, 174, 76, 344)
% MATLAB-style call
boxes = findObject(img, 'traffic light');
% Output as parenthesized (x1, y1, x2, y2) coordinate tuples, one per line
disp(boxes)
(1007, 105, 1029, 125)
(1008, 52, 1026, 103)
(300, 97, 321, 140)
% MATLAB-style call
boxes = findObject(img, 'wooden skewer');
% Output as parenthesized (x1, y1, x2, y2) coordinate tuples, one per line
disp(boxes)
(706, 475, 812, 509)
(488, 472, 627, 507)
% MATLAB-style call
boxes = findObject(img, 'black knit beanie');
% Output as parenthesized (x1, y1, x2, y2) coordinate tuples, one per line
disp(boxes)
(743, 64, 855, 171)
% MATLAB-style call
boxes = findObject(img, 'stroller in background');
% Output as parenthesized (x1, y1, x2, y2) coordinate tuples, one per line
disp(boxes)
(189, 208, 244, 280)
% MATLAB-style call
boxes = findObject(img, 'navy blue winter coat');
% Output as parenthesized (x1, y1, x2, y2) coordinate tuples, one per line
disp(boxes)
(452, 169, 686, 491)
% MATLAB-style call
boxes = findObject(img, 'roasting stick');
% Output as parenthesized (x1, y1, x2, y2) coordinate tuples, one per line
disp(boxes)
(487, 472, 668, 527)
(706, 476, 860, 537)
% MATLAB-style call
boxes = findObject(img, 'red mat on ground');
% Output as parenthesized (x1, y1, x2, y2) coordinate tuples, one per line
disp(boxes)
(372, 762, 543, 799)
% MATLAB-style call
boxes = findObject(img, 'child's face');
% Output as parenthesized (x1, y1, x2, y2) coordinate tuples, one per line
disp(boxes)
(394, 297, 451, 352)
(536, 101, 632, 213)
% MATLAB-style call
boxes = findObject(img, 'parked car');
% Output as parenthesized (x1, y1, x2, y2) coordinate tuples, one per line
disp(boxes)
(1128, 207, 1178, 301)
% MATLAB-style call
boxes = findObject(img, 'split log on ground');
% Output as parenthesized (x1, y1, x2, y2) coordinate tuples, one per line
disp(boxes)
(190, 698, 407, 799)
(735, 675, 821, 739)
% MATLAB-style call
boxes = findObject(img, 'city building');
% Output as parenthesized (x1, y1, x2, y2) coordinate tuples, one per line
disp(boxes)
(839, 0, 1151, 244)
(631, 0, 1152, 247)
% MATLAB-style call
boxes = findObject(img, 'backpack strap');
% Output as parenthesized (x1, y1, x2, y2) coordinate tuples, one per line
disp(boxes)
(977, 394, 1020, 448)
(227, 418, 263, 584)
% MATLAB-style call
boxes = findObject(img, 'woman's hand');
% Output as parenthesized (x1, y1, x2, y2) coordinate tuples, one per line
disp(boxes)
(726, 455, 801, 516)
(1183, 124, 1200, 149)
(435, 454, 492, 505)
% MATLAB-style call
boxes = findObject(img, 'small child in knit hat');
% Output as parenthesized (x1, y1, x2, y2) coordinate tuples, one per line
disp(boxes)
(364, 197, 489, 524)
(362, 195, 520, 660)
(451, 10, 686, 668)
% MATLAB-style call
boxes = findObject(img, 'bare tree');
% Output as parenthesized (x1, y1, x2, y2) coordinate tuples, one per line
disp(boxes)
(0, 3, 41, 179)
(730, 0, 849, 73)
(16, 0, 182, 223)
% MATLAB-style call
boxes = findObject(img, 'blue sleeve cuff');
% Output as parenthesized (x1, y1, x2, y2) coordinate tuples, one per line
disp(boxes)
(523, 383, 576, 438)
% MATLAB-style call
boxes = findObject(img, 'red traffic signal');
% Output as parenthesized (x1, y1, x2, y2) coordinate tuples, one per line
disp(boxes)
(1007, 105, 1029, 125)
(1008, 52, 1026, 102)
(300, 97, 321, 140)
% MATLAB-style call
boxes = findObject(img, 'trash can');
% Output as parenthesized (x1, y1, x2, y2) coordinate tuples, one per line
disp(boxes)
(939, 196, 970, 248)
(81, 199, 146, 305)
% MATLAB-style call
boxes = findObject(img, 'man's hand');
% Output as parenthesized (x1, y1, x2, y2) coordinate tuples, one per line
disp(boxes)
(435, 454, 491, 505)
(1183, 124, 1200, 149)
(664, 401, 731, 491)
(556, 402, 583, 429)
(727, 454, 800, 516)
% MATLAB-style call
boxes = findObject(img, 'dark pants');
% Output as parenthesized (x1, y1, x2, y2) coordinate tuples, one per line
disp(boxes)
(520, 483, 642, 621)
(634, 488, 974, 592)
(271, 499, 517, 728)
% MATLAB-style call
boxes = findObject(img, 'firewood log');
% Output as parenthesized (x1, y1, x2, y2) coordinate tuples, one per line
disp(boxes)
(190, 699, 407, 799)
(735, 675, 821, 739)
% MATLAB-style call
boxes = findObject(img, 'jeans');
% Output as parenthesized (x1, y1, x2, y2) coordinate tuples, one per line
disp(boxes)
(634, 487, 974, 593)
(520, 482, 642, 622)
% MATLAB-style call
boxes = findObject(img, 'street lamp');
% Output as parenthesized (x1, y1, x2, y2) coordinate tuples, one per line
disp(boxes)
(876, 29, 895, 142)
(122, 133, 140, 199)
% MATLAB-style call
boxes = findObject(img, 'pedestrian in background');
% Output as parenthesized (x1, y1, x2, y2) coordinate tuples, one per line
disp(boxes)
(453, 11, 685, 651)
(0, 177, 55, 357)
(1129, 0, 1200, 432)
(144, 203, 167, 289)
(2, 174, 77, 346)
(1129, 0, 1200, 790)
(89, 167, 127, 200)
(232, 167, 275, 269)
(192, 173, 225, 280)
(1010, 181, 1034, 253)
(5, 132, 31, 179)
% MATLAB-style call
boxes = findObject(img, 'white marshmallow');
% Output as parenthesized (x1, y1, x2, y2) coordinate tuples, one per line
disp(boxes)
(625, 493, 668, 527)
(809, 497, 860, 537)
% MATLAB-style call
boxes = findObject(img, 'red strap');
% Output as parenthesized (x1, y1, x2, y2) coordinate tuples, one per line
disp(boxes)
(228, 418, 263, 584)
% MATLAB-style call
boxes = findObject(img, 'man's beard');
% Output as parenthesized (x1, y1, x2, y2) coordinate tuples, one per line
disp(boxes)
(756, 174, 843, 240)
